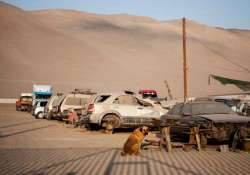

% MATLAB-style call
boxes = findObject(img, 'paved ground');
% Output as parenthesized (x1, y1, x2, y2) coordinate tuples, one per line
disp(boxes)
(0, 104, 250, 175)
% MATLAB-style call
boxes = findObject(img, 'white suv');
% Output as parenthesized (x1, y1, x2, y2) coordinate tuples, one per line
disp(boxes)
(80, 92, 161, 130)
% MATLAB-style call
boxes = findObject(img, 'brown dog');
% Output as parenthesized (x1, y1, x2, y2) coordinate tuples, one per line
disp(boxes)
(121, 126, 149, 156)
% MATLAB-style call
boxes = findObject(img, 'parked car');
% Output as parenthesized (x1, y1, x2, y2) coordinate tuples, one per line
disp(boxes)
(236, 100, 250, 116)
(160, 101, 250, 147)
(80, 92, 161, 131)
(51, 89, 95, 120)
(16, 93, 33, 111)
(139, 89, 158, 99)
(44, 93, 62, 120)
(32, 100, 48, 119)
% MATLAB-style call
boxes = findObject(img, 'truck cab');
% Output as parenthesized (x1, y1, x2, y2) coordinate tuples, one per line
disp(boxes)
(32, 84, 53, 108)
(16, 93, 33, 111)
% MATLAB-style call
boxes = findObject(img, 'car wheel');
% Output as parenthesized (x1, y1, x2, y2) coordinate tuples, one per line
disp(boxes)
(46, 113, 53, 120)
(102, 114, 120, 133)
(37, 112, 44, 119)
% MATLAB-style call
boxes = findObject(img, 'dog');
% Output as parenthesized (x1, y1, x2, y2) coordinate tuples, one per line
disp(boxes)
(121, 126, 149, 156)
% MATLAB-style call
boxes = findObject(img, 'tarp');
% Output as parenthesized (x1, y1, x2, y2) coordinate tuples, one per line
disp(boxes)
(209, 74, 250, 91)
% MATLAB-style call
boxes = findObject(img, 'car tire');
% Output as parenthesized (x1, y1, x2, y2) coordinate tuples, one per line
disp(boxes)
(46, 113, 53, 120)
(37, 112, 44, 119)
(102, 114, 120, 133)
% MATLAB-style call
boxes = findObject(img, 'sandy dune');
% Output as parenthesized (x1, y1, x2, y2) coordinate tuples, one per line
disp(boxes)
(0, 2, 250, 98)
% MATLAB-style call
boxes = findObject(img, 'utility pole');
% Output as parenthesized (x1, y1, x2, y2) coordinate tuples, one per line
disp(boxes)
(182, 18, 188, 102)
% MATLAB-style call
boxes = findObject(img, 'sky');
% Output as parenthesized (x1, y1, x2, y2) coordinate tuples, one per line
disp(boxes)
(2, 0, 250, 29)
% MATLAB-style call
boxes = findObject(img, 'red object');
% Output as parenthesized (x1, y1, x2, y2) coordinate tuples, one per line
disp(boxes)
(139, 90, 157, 94)
(16, 98, 32, 111)
(139, 89, 158, 98)
(87, 103, 94, 113)
(68, 110, 77, 122)
(16, 99, 21, 108)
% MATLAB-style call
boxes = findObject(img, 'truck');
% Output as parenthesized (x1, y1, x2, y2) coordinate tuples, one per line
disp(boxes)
(16, 93, 33, 111)
(32, 84, 53, 107)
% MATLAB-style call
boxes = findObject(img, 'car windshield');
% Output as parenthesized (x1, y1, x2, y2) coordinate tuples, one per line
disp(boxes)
(35, 94, 51, 100)
(192, 103, 233, 115)
(21, 96, 32, 102)
(52, 95, 66, 106)
(65, 97, 89, 106)
(167, 103, 183, 115)
(40, 101, 47, 107)
(142, 93, 157, 98)
(214, 99, 235, 107)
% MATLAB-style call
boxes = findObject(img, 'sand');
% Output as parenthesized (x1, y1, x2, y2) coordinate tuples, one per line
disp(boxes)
(0, 2, 250, 98)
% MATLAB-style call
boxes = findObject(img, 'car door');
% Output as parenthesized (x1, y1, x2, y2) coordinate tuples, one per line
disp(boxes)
(165, 103, 185, 135)
(112, 95, 137, 117)
(136, 99, 159, 118)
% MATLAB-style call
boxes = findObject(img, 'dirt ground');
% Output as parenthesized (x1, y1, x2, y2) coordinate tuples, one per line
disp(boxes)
(0, 104, 250, 175)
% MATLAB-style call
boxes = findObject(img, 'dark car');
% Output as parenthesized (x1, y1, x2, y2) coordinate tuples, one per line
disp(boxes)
(160, 101, 250, 147)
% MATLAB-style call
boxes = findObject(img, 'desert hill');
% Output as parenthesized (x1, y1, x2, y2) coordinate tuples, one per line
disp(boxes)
(0, 2, 250, 98)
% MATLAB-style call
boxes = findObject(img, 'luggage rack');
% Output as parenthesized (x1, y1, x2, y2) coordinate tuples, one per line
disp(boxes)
(71, 88, 96, 95)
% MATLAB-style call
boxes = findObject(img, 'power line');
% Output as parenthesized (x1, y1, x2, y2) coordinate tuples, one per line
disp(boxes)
(193, 38, 250, 74)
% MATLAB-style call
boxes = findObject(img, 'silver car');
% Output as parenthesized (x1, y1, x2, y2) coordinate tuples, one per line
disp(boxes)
(80, 92, 161, 131)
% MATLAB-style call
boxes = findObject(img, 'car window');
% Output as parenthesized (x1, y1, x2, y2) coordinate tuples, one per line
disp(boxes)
(215, 99, 234, 107)
(21, 97, 32, 102)
(65, 97, 81, 106)
(52, 95, 66, 106)
(40, 101, 47, 107)
(182, 104, 192, 115)
(142, 93, 157, 98)
(192, 102, 233, 115)
(95, 95, 111, 103)
(114, 95, 138, 105)
(138, 100, 153, 107)
(168, 103, 183, 115)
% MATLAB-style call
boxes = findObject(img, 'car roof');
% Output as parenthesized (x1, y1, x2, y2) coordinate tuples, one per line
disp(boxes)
(181, 101, 222, 105)
(95, 91, 132, 97)
(92, 92, 136, 103)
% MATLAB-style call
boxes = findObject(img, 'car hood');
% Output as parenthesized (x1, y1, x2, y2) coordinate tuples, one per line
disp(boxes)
(198, 114, 250, 123)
